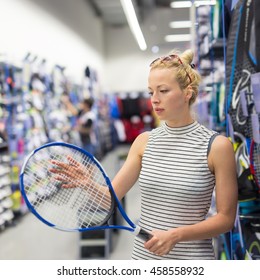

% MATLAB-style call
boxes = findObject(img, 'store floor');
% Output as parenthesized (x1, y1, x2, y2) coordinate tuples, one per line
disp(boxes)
(0, 145, 141, 260)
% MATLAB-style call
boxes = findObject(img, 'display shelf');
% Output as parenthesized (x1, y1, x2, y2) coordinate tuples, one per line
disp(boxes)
(0, 138, 15, 232)
(200, 38, 226, 60)
(212, 0, 260, 260)
(79, 226, 112, 259)
(195, 2, 226, 132)
(1, 55, 120, 259)
(0, 142, 8, 150)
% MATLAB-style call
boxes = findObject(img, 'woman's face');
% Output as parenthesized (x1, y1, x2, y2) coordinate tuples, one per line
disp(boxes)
(148, 68, 190, 124)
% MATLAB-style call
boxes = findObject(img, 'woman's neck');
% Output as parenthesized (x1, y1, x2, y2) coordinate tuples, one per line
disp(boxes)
(165, 115, 194, 128)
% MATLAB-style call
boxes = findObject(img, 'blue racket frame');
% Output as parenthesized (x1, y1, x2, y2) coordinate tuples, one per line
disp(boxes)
(20, 141, 138, 233)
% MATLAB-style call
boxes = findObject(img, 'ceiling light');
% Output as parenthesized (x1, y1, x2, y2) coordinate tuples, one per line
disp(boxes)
(120, 0, 147, 51)
(170, 1, 216, 8)
(165, 34, 192, 42)
(195, 0, 216, 6)
(169, 21, 192, 28)
(170, 1, 192, 8)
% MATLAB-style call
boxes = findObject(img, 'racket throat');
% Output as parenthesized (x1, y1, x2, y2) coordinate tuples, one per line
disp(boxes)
(133, 225, 152, 241)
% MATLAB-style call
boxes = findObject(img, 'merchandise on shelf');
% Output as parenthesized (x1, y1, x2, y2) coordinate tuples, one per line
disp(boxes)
(212, 0, 260, 260)
(195, 2, 226, 132)
(108, 91, 156, 144)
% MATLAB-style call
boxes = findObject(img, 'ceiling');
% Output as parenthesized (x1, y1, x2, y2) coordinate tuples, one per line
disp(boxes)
(87, 0, 191, 50)
(26, 0, 192, 52)
(88, 0, 176, 27)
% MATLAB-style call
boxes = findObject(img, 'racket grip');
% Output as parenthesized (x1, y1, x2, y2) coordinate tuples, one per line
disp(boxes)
(134, 226, 153, 241)
(138, 228, 153, 241)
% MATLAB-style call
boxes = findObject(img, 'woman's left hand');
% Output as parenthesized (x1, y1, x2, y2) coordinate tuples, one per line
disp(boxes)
(144, 229, 179, 256)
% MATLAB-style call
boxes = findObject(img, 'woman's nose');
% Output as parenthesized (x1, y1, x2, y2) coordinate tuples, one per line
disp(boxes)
(151, 93, 160, 104)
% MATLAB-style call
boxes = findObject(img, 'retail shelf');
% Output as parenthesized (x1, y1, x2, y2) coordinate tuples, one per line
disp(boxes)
(79, 238, 108, 246)
(200, 38, 225, 60)
(0, 142, 8, 150)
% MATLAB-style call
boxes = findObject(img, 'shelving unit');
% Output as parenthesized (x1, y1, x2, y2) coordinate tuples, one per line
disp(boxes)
(79, 227, 112, 259)
(0, 63, 15, 230)
(195, 0, 260, 260)
(195, 3, 227, 133)
(0, 135, 14, 232)
(0, 54, 122, 259)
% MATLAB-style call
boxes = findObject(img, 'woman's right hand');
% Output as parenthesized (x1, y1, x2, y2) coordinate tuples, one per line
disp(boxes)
(49, 155, 112, 210)
(49, 156, 94, 189)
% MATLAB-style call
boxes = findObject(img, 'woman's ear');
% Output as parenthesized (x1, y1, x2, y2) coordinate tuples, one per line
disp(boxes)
(185, 85, 193, 103)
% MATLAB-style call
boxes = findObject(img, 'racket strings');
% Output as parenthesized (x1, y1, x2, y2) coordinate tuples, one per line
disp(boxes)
(60, 150, 112, 228)
(73, 161, 111, 227)
(23, 146, 113, 230)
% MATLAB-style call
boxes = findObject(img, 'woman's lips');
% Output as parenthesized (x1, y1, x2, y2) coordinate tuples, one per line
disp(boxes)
(154, 108, 164, 114)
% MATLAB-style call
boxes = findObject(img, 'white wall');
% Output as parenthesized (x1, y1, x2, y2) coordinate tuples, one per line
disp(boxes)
(104, 25, 151, 92)
(103, 7, 191, 92)
(0, 0, 105, 84)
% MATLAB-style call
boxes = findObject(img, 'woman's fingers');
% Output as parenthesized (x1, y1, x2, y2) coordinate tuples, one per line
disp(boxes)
(144, 230, 175, 256)
(49, 157, 93, 190)
(50, 158, 80, 171)
(59, 182, 77, 189)
(50, 159, 81, 176)
(67, 155, 81, 167)
(144, 238, 169, 256)
(50, 160, 68, 168)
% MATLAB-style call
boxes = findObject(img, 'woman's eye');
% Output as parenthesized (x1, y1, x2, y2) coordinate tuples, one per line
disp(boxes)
(160, 90, 168, 93)
(148, 91, 153, 96)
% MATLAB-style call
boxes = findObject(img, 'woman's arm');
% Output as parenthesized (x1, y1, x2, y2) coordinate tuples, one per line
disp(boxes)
(112, 132, 149, 201)
(144, 135, 238, 256)
(61, 95, 79, 116)
(49, 132, 148, 209)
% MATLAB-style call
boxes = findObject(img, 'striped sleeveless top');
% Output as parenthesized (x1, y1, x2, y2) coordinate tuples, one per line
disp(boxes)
(132, 121, 217, 260)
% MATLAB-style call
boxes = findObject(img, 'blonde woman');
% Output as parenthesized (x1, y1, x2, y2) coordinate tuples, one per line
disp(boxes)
(112, 49, 238, 259)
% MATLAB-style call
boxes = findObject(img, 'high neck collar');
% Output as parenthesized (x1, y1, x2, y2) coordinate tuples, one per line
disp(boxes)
(163, 120, 199, 135)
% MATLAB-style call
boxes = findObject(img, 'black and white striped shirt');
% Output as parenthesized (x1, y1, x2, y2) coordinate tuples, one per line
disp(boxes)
(132, 121, 217, 260)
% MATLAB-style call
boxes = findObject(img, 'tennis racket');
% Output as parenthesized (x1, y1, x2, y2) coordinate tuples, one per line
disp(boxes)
(19, 142, 152, 241)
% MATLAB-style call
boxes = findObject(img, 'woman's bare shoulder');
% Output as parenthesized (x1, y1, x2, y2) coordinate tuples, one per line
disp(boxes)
(130, 131, 150, 156)
(211, 135, 233, 152)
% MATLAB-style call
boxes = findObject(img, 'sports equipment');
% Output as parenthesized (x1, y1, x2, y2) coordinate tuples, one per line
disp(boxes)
(19, 142, 152, 241)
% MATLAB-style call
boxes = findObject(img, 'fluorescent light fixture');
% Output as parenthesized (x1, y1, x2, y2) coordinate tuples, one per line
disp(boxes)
(170, 1, 216, 8)
(169, 21, 192, 28)
(165, 34, 192, 42)
(195, 0, 216, 6)
(170, 1, 192, 8)
(120, 0, 147, 51)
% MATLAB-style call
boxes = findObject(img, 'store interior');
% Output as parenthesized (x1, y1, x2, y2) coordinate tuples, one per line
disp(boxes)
(0, 0, 260, 260)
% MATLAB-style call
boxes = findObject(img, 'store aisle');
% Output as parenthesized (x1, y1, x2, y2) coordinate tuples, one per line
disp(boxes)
(0, 145, 141, 260)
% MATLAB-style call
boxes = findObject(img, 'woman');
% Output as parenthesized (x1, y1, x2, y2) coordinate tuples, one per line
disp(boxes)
(112, 49, 238, 259)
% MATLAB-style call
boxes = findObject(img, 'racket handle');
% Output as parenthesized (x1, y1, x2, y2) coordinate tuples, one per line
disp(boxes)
(134, 226, 153, 241)
(138, 228, 153, 241)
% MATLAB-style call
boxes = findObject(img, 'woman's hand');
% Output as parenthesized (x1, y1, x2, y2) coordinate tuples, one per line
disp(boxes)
(49, 156, 111, 209)
(144, 229, 179, 256)
(49, 156, 94, 189)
